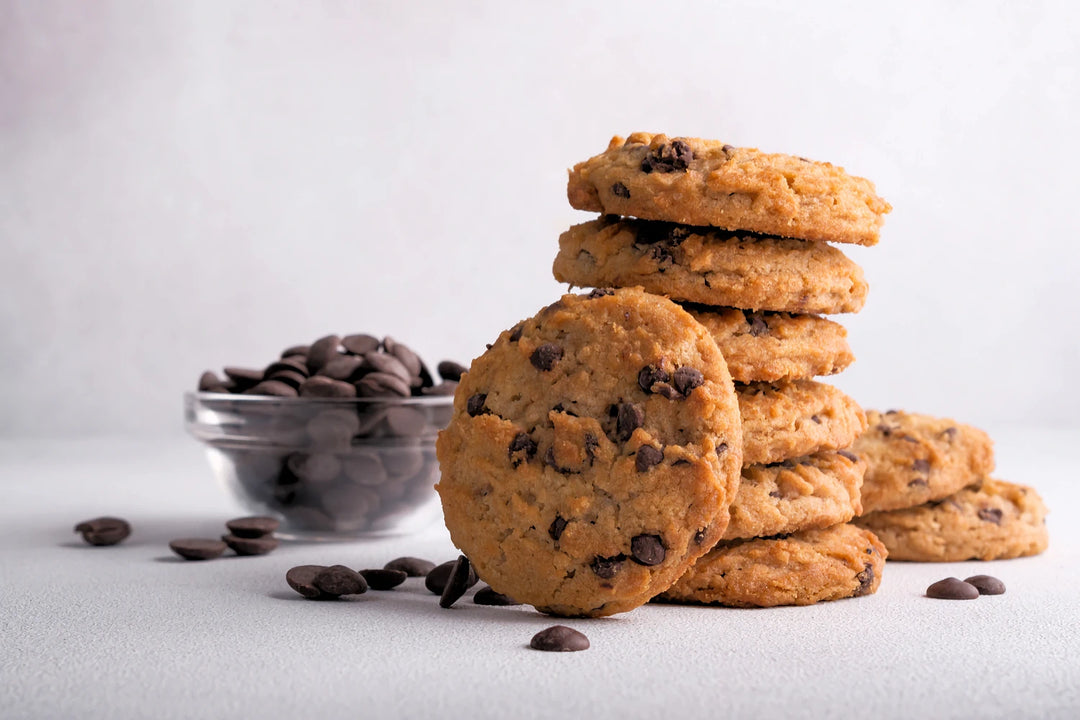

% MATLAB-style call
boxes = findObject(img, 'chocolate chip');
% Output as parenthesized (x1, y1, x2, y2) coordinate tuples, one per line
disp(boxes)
(74, 517, 131, 546)
(317, 355, 366, 381)
(530, 344, 564, 371)
(437, 360, 468, 382)
(615, 403, 645, 441)
(810, 414, 822, 424)
(630, 534, 665, 566)
(641, 139, 694, 173)
(169, 538, 227, 561)
(693, 529, 707, 545)
(341, 334, 380, 356)
(384, 556, 436, 577)
(356, 372, 411, 398)
(474, 586, 520, 606)
(549, 515, 568, 542)
(508, 324, 524, 342)
(225, 516, 279, 538)
(425, 559, 479, 595)
(716, 442, 729, 456)
(941, 427, 958, 441)
(721, 144, 735, 154)
(977, 507, 1004, 524)
(584, 433, 599, 464)
(964, 575, 1006, 595)
(926, 577, 979, 600)
(224, 367, 265, 386)
(635, 445, 664, 472)
(313, 565, 368, 596)
(590, 555, 624, 579)
(637, 365, 671, 394)
(281, 344, 310, 358)
(244, 380, 298, 397)
(382, 336, 423, 379)
(611, 182, 630, 198)
(299, 376, 357, 398)
(837, 449, 858, 462)
(265, 356, 310, 377)
(912, 459, 931, 474)
(286, 565, 328, 599)
(198, 371, 228, 392)
(530, 625, 590, 652)
(467, 393, 489, 417)
(360, 568, 408, 590)
(769, 489, 783, 498)
(672, 367, 704, 396)
(854, 563, 875, 596)
(438, 555, 475, 609)
(508, 433, 538, 466)
(384, 406, 427, 437)
(222, 533, 279, 556)
(306, 335, 343, 373)
(587, 288, 614, 298)
(745, 311, 769, 337)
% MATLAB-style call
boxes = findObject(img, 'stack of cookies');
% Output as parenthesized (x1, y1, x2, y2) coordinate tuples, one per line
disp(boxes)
(852, 410, 1049, 562)
(554, 132, 892, 607)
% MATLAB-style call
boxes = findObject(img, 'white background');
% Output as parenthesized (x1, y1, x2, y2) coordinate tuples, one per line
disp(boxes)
(2, 0, 1079, 437)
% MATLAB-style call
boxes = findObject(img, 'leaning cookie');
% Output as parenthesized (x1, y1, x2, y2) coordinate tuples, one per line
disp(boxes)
(854, 409, 995, 514)
(855, 478, 1048, 562)
(567, 132, 891, 245)
(723, 451, 865, 541)
(739, 380, 867, 466)
(436, 288, 743, 618)
(553, 218, 868, 314)
(658, 523, 886, 608)
(684, 305, 854, 383)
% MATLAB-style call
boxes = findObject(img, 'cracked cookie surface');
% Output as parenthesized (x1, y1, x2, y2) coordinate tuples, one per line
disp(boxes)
(724, 451, 865, 541)
(659, 523, 886, 607)
(553, 217, 868, 314)
(854, 410, 994, 514)
(435, 288, 743, 617)
(567, 132, 891, 245)
(739, 380, 867, 466)
(855, 478, 1048, 561)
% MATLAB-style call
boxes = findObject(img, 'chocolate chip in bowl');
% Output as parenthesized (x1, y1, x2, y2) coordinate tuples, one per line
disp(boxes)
(185, 334, 463, 540)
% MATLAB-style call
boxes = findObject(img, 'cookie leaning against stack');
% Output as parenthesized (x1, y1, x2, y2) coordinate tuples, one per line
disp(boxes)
(557, 132, 890, 607)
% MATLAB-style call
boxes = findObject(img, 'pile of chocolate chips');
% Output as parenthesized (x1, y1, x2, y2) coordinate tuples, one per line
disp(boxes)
(197, 333, 466, 399)
(169, 516, 281, 560)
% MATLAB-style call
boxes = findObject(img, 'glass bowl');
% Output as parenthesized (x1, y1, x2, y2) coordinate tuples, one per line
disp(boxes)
(184, 391, 453, 540)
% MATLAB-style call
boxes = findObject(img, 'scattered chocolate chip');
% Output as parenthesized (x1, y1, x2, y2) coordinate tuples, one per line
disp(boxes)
(224, 367, 265, 385)
(721, 144, 735, 154)
(313, 565, 368, 596)
(590, 555, 624, 579)
(912, 459, 931, 474)
(615, 402, 645, 441)
(281, 344, 310, 358)
(508, 433, 538, 466)
(641, 139, 694, 173)
(384, 556, 436, 577)
(926, 577, 979, 600)
(672, 367, 704, 396)
(306, 335, 343, 373)
(437, 360, 468, 382)
(382, 337, 423, 379)
(637, 365, 670, 394)
(360, 568, 408, 590)
(716, 442, 729, 456)
(467, 393, 489, 417)
(810, 414, 822, 424)
(977, 507, 1004, 525)
(530, 344, 564, 371)
(508, 324, 524, 342)
(531, 625, 589, 652)
(630, 534, 665, 566)
(611, 182, 630, 198)
(341, 334, 380, 356)
(299, 376, 357, 398)
(964, 575, 1006, 595)
(356, 371, 411, 397)
(635, 445, 664, 472)
(745, 312, 769, 337)
(837, 449, 858, 462)
(586, 288, 614, 298)
(549, 516, 568, 542)
(74, 517, 131, 546)
(425, 559, 479, 595)
(225, 516, 279, 538)
(854, 563, 875, 596)
(439, 555, 474, 608)
(169, 538, 227, 561)
(651, 382, 683, 400)
(474, 586, 520, 606)
(222, 533, 279, 556)
(693, 529, 707, 545)
(286, 565, 328, 599)
(317, 355, 366, 381)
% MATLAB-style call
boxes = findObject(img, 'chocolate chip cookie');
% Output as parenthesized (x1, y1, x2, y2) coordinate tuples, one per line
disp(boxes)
(659, 523, 886, 607)
(856, 478, 1048, 561)
(567, 132, 891, 245)
(683, 305, 854, 383)
(724, 451, 865, 541)
(854, 410, 995, 514)
(553, 218, 868, 314)
(739, 380, 867, 466)
(435, 288, 744, 617)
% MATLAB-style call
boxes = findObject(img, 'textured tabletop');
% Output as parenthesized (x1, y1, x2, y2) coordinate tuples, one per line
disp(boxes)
(2, 430, 1079, 720)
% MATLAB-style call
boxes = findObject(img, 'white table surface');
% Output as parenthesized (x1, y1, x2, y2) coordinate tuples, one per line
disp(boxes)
(2, 429, 1079, 720)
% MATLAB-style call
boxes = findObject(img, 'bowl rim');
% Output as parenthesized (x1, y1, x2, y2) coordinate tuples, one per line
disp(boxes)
(184, 390, 454, 406)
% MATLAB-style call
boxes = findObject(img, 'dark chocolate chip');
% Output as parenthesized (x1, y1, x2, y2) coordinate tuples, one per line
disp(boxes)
(244, 380, 298, 397)
(439, 555, 474, 608)
(745, 312, 769, 337)
(721, 143, 735, 153)
(222, 533, 279, 556)
(198, 371, 228, 392)
(912, 459, 931, 474)
(693, 529, 707, 545)
(280, 344, 310, 358)
(641, 139, 694, 173)
(362, 352, 413, 384)
(854, 563, 875, 596)
(584, 433, 599, 464)
(306, 335, 343, 373)
(611, 182, 630, 198)
(837, 449, 858, 462)
(382, 337, 423, 378)
(474, 586, 520, 606)
(635, 445, 664, 472)
(508, 432, 538, 466)
(508, 324, 524, 342)
(225, 516, 279, 538)
(265, 369, 307, 390)
(286, 565, 328, 599)
(437, 360, 468, 382)
(549, 515, 568, 542)
(265, 356, 310, 377)
(425, 559, 479, 595)
(356, 372, 411, 397)
(530, 625, 589, 652)
(587, 288, 615, 298)
(630, 534, 666, 566)
(317, 355, 366, 381)
(341, 334, 380, 356)
(810, 414, 822, 424)
(769, 489, 783, 498)
(530, 344, 564, 371)
(590, 555, 624, 579)
(615, 402, 645, 441)
(637, 364, 670, 394)
(384, 556, 436, 577)
(964, 575, 1006, 595)
(74, 517, 131, 546)
(977, 507, 1004, 525)
(169, 538, 227, 561)
(926, 577, 979, 600)
(312, 565, 368, 596)
(224, 367, 265, 385)
(467, 393, 489, 417)
(299, 376, 357, 398)
(672, 367, 704, 396)
(360, 568, 408, 590)
(716, 442, 729, 456)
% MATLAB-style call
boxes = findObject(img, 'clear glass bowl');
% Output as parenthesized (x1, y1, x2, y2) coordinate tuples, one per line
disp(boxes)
(184, 391, 453, 540)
